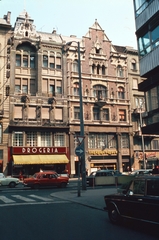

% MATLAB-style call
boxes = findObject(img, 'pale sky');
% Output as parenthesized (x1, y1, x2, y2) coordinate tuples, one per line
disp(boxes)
(0, 0, 137, 49)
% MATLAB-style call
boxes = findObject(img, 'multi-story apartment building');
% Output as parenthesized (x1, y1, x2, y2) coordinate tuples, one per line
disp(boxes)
(1, 9, 158, 177)
(133, 0, 159, 168)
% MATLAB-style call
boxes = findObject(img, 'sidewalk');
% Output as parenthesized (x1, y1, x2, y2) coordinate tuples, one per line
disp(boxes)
(50, 186, 118, 210)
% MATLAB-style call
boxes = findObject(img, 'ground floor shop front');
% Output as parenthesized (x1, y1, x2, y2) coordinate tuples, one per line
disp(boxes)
(7, 146, 70, 178)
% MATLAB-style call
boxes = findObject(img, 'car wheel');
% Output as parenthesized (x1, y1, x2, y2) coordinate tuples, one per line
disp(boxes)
(60, 182, 67, 188)
(108, 204, 120, 224)
(33, 184, 40, 189)
(9, 182, 16, 188)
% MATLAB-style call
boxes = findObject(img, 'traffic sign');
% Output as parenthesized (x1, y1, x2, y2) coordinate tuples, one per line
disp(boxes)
(76, 136, 85, 145)
(75, 145, 84, 157)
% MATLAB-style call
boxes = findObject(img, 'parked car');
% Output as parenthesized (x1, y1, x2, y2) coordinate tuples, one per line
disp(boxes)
(86, 170, 115, 186)
(130, 169, 152, 176)
(23, 171, 69, 189)
(0, 173, 20, 188)
(104, 175, 159, 225)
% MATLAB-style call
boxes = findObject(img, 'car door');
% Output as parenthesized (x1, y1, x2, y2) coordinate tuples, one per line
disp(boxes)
(118, 179, 146, 220)
(49, 173, 58, 186)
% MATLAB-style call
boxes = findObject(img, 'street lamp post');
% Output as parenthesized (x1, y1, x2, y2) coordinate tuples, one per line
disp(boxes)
(139, 108, 146, 169)
(66, 41, 87, 190)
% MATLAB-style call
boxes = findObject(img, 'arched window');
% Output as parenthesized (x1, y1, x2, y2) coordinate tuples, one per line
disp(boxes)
(97, 64, 100, 74)
(92, 64, 96, 74)
(73, 60, 78, 72)
(93, 85, 107, 99)
(102, 65, 106, 75)
(74, 82, 79, 96)
(43, 55, 48, 67)
(118, 86, 125, 99)
(131, 59, 137, 70)
(117, 65, 123, 77)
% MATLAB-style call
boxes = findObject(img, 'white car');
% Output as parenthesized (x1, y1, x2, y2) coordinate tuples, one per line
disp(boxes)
(0, 173, 20, 188)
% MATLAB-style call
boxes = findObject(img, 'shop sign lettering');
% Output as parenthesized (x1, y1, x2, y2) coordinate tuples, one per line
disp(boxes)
(12, 147, 66, 154)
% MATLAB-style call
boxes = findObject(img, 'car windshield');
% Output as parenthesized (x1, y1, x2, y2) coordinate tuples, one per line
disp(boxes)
(32, 173, 38, 178)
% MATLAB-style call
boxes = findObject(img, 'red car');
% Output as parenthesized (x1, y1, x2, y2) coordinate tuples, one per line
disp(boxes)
(23, 171, 69, 189)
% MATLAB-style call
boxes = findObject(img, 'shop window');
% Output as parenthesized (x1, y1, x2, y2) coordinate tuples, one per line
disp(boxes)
(13, 132, 23, 146)
(74, 107, 80, 120)
(54, 133, 65, 146)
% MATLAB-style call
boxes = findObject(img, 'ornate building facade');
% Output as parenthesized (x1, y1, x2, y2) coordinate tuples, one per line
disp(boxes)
(0, 10, 159, 176)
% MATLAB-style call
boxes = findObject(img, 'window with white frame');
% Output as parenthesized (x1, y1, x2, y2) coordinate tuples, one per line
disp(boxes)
(27, 132, 37, 146)
(13, 132, 23, 146)
(41, 132, 52, 147)
(54, 133, 65, 146)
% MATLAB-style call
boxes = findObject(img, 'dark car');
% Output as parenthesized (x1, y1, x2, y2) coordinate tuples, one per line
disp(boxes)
(104, 175, 159, 225)
(23, 171, 69, 189)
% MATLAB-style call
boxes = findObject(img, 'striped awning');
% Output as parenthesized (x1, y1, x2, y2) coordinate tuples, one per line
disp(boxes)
(13, 155, 69, 165)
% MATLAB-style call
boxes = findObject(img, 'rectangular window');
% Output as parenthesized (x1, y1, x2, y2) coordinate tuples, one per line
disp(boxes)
(152, 140, 159, 149)
(121, 133, 129, 148)
(0, 150, 3, 159)
(50, 56, 55, 68)
(55, 108, 63, 121)
(88, 133, 116, 149)
(103, 109, 109, 121)
(23, 55, 28, 67)
(133, 79, 138, 89)
(14, 106, 22, 119)
(56, 80, 62, 94)
(22, 79, 28, 94)
(93, 108, 100, 120)
(30, 55, 35, 68)
(43, 55, 48, 67)
(16, 54, 21, 67)
(74, 107, 80, 120)
(42, 79, 48, 94)
(27, 132, 37, 146)
(54, 133, 65, 146)
(56, 57, 61, 69)
(13, 132, 23, 146)
(41, 132, 52, 147)
(41, 107, 49, 119)
(28, 107, 36, 119)
(119, 110, 126, 122)
(30, 79, 36, 96)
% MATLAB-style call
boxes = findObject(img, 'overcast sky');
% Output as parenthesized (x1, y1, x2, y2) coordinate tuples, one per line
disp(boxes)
(0, 0, 137, 49)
